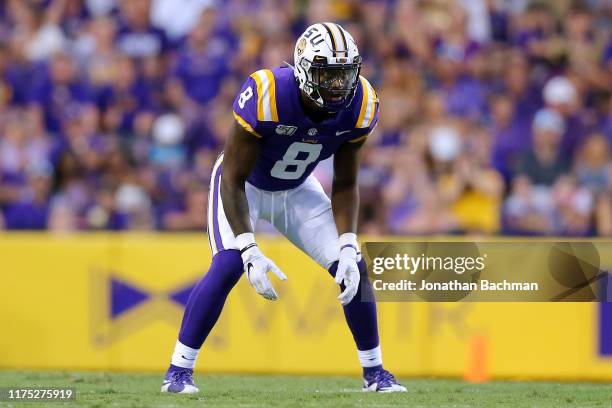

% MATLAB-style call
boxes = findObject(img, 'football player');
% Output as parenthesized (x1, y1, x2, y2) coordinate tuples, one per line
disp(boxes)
(162, 22, 406, 393)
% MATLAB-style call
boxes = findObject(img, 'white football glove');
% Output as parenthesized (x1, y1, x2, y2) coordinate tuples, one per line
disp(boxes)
(236, 233, 287, 301)
(335, 233, 361, 305)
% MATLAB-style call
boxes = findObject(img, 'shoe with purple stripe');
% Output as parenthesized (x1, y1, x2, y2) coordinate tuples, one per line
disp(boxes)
(161, 365, 199, 394)
(362, 367, 407, 392)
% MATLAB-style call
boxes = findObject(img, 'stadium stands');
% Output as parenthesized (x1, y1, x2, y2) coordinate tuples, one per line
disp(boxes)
(0, 0, 610, 235)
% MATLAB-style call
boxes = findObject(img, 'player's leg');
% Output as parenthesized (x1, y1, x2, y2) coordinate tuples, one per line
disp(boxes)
(163, 154, 260, 393)
(327, 260, 405, 391)
(274, 176, 381, 362)
(274, 175, 405, 392)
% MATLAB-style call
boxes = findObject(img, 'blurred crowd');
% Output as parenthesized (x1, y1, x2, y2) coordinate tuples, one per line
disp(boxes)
(0, 0, 610, 235)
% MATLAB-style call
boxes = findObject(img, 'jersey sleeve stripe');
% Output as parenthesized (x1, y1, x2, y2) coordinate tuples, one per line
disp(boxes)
(366, 98, 378, 128)
(257, 69, 272, 121)
(250, 70, 278, 122)
(356, 77, 370, 128)
(233, 111, 262, 138)
(264, 69, 279, 121)
(250, 71, 265, 121)
(358, 77, 377, 128)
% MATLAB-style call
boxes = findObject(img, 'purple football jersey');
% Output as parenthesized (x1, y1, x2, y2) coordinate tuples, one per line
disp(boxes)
(232, 66, 379, 191)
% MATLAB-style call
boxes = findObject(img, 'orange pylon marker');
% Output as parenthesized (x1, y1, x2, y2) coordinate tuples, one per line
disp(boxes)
(464, 335, 489, 383)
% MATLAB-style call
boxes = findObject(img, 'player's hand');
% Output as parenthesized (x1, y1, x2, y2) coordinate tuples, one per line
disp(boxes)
(335, 233, 360, 305)
(237, 233, 287, 301)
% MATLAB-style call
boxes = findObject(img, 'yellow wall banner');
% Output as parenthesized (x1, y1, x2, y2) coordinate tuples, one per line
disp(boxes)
(0, 234, 611, 381)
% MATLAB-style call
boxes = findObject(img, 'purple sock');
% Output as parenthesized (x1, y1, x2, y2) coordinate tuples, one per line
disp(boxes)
(168, 363, 191, 373)
(178, 250, 244, 349)
(363, 364, 383, 376)
(328, 258, 380, 351)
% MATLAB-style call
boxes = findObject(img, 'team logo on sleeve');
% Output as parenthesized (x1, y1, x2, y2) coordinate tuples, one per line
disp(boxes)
(308, 128, 318, 136)
(275, 125, 298, 136)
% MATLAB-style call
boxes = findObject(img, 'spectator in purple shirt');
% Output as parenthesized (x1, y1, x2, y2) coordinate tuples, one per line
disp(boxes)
(171, 9, 231, 106)
(500, 51, 542, 131)
(100, 55, 154, 132)
(27, 52, 92, 133)
(490, 92, 531, 183)
(3, 160, 53, 230)
(512, 1, 558, 64)
(543, 75, 589, 157)
(0, 43, 31, 105)
(116, 0, 168, 58)
(430, 37, 487, 120)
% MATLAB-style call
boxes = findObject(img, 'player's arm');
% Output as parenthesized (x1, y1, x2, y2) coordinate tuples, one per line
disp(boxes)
(220, 123, 260, 235)
(220, 122, 287, 301)
(331, 137, 367, 305)
(332, 137, 366, 234)
(333, 74, 377, 235)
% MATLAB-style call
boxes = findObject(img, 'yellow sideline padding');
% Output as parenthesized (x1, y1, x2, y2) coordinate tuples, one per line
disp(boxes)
(0, 234, 611, 381)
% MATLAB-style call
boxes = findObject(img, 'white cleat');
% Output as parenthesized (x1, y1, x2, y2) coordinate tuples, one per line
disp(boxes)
(362, 368, 407, 392)
(161, 366, 199, 394)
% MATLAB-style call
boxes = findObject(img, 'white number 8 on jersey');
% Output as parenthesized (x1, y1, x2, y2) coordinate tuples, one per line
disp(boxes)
(271, 142, 322, 180)
(238, 86, 253, 109)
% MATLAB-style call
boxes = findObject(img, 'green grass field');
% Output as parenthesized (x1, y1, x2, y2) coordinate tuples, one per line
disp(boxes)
(0, 371, 610, 408)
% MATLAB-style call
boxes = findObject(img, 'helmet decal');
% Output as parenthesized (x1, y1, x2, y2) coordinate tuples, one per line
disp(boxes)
(321, 23, 347, 57)
(296, 38, 306, 56)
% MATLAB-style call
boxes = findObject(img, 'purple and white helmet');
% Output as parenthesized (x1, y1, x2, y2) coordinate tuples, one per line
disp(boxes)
(293, 22, 362, 112)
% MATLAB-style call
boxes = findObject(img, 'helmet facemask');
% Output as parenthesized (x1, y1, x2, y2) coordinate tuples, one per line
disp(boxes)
(303, 55, 361, 112)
